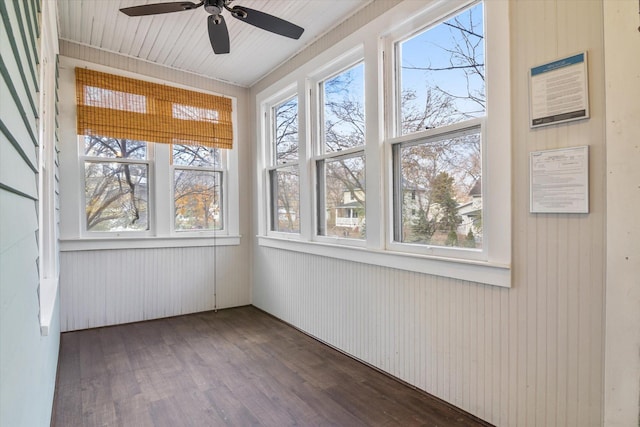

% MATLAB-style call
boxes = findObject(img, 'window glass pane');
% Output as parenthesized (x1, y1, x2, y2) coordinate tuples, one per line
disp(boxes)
(273, 96, 298, 165)
(270, 167, 300, 233)
(84, 136, 147, 159)
(174, 170, 222, 231)
(173, 144, 221, 168)
(322, 62, 365, 153)
(319, 155, 366, 239)
(398, 2, 484, 135)
(85, 162, 149, 231)
(396, 129, 482, 248)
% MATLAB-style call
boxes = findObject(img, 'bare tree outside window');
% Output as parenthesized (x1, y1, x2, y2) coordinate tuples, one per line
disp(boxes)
(323, 63, 365, 153)
(319, 155, 365, 239)
(173, 144, 222, 231)
(400, 2, 485, 132)
(274, 97, 299, 164)
(316, 62, 366, 239)
(270, 96, 300, 233)
(84, 136, 149, 231)
(271, 167, 299, 233)
(394, 2, 485, 248)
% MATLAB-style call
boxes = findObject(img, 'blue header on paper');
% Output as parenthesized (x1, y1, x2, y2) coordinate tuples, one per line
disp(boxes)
(531, 53, 584, 76)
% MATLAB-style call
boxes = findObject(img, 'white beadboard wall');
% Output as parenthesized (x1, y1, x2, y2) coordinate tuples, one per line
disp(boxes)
(60, 245, 250, 331)
(252, 1, 606, 426)
(58, 42, 253, 332)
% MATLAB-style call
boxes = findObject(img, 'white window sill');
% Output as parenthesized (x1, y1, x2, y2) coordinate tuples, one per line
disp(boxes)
(60, 235, 241, 252)
(40, 277, 59, 336)
(258, 236, 511, 288)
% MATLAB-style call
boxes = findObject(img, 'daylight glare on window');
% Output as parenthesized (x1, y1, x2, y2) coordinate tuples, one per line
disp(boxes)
(398, 2, 485, 135)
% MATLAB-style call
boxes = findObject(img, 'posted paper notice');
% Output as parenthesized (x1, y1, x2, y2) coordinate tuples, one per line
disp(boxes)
(530, 146, 589, 213)
(530, 53, 589, 127)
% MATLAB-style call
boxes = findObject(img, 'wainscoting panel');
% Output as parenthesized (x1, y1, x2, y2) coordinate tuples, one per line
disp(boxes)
(60, 245, 250, 331)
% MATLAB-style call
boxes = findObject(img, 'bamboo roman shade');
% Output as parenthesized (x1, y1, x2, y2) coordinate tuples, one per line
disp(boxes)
(75, 68, 233, 149)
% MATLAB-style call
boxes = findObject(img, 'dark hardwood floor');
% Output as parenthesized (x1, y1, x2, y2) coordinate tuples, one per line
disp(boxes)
(52, 306, 491, 426)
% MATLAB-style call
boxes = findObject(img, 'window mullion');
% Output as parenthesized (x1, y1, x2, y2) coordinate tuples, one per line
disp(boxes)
(297, 79, 313, 241)
(154, 143, 171, 236)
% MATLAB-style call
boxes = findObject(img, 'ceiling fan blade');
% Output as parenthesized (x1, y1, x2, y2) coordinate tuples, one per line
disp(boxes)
(230, 6, 304, 40)
(120, 2, 202, 17)
(208, 15, 230, 54)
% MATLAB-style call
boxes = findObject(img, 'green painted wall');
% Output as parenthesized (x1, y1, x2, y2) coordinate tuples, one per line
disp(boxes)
(0, 0, 60, 425)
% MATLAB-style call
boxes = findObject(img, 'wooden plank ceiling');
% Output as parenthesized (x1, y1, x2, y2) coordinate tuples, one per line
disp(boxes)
(57, 0, 371, 87)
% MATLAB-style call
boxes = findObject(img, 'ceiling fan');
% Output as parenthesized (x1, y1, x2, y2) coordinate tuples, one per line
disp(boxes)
(120, 0, 305, 54)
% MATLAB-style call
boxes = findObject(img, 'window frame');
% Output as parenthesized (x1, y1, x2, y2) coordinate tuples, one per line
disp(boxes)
(37, 0, 60, 336)
(266, 92, 302, 236)
(388, 119, 486, 261)
(383, 0, 511, 276)
(79, 137, 154, 237)
(170, 144, 227, 235)
(311, 54, 367, 247)
(315, 149, 367, 241)
(388, 2, 487, 258)
(255, 0, 511, 287)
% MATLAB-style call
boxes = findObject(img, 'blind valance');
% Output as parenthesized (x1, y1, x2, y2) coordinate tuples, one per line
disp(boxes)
(75, 67, 233, 149)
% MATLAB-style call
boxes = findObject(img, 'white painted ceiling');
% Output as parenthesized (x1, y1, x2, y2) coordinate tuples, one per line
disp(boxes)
(57, 0, 371, 87)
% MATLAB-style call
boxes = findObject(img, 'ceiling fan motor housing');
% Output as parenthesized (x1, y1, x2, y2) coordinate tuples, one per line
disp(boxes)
(204, 0, 223, 15)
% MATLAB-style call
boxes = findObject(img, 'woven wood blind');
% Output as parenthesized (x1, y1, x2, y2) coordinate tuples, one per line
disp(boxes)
(75, 68, 233, 149)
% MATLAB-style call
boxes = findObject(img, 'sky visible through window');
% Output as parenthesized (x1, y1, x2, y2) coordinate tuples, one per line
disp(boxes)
(322, 62, 365, 153)
(400, 3, 485, 130)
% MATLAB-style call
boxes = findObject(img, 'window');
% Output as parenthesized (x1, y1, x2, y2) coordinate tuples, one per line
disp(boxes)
(82, 136, 150, 232)
(60, 64, 239, 249)
(391, 2, 485, 254)
(393, 124, 482, 249)
(268, 95, 300, 233)
(257, 0, 510, 286)
(316, 62, 366, 240)
(397, 2, 485, 134)
(78, 136, 233, 239)
(173, 144, 223, 231)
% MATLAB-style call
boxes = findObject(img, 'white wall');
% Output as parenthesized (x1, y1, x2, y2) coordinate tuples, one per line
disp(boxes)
(251, 1, 610, 425)
(57, 43, 253, 331)
(603, 0, 640, 424)
(59, 245, 250, 331)
(0, 0, 61, 425)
